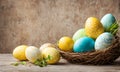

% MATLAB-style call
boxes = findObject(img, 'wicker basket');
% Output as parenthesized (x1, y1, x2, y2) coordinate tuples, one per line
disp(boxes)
(59, 35, 120, 65)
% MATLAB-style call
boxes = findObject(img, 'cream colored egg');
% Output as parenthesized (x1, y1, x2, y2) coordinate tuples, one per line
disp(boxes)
(25, 46, 42, 63)
(39, 43, 56, 52)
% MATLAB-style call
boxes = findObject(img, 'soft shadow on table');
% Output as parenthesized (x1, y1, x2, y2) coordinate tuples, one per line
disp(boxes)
(55, 58, 120, 66)
(96, 61, 120, 66)
(112, 61, 120, 66)
(104, 58, 120, 66)
(55, 62, 69, 65)
(53, 61, 120, 66)
(87, 60, 120, 66)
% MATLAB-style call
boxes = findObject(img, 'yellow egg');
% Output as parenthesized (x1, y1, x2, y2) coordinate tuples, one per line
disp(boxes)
(13, 45, 28, 61)
(85, 17, 104, 39)
(41, 47, 60, 64)
(58, 36, 74, 52)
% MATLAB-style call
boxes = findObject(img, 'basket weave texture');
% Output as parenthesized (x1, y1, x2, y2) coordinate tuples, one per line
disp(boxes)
(59, 36, 120, 65)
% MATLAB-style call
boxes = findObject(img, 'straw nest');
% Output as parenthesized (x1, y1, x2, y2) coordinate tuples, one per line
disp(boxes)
(59, 35, 120, 65)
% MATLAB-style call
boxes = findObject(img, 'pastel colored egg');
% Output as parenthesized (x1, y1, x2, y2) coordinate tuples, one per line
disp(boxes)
(101, 13, 116, 31)
(41, 47, 60, 64)
(39, 43, 56, 52)
(13, 45, 28, 61)
(25, 46, 42, 63)
(72, 28, 87, 42)
(73, 37, 95, 53)
(95, 32, 114, 50)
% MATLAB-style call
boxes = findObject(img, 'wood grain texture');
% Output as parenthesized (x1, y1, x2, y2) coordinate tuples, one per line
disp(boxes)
(0, 54, 120, 72)
(0, 0, 120, 53)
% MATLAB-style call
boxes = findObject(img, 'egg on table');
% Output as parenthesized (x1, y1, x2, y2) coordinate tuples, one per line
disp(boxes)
(41, 47, 60, 64)
(25, 46, 42, 63)
(101, 13, 116, 31)
(39, 43, 56, 52)
(73, 37, 95, 53)
(72, 28, 87, 42)
(13, 45, 28, 61)
(95, 32, 114, 50)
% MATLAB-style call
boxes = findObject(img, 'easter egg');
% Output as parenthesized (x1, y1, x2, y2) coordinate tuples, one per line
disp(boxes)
(95, 32, 114, 50)
(41, 47, 60, 64)
(39, 43, 56, 52)
(13, 45, 28, 61)
(85, 17, 104, 39)
(25, 46, 42, 63)
(101, 13, 116, 31)
(72, 28, 87, 42)
(73, 37, 95, 53)
(58, 36, 74, 52)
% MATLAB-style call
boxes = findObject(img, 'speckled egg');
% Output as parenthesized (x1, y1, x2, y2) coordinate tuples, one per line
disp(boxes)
(101, 13, 116, 31)
(73, 37, 95, 53)
(85, 17, 104, 39)
(72, 28, 87, 42)
(95, 32, 114, 50)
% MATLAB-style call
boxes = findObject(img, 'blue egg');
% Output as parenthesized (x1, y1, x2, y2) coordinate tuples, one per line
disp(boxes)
(95, 32, 114, 50)
(73, 37, 95, 53)
(101, 13, 116, 31)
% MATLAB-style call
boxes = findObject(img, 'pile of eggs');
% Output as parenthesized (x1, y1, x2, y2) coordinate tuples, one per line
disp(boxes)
(13, 13, 118, 66)
(13, 43, 61, 65)
(58, 13, 118, 53)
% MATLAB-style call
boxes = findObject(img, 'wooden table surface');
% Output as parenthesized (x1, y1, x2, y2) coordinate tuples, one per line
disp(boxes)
(0, 54, 120, 72)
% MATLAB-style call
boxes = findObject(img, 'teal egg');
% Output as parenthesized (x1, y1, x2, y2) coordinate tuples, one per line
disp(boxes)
(72, 28, 87, 42)
(73, 37, 95, 53)
(101, 13, 116, 31)
(95, 32, 114, 50)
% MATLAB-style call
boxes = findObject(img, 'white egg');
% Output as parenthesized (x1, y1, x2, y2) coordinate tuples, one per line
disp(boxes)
(95, 32, 114, 50)
(25, 46, 42, 63)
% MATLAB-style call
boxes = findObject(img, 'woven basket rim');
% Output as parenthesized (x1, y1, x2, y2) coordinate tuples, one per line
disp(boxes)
(59, 35, 120, 65)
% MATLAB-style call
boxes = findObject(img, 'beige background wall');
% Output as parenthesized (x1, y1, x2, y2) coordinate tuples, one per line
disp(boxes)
(0, 0, 120, 53)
